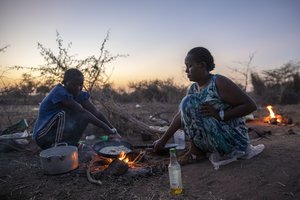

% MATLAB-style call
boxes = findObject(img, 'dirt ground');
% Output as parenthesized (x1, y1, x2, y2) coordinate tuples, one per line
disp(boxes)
(0, 103, 300, 200)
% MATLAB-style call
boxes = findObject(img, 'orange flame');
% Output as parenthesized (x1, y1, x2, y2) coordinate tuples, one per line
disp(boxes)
(118, 151, 129, 163)
(117, 151, 146, 168)
(89, 151, 147, 175)
(265, 105, 282, 123)
(266, 106, 275, 118)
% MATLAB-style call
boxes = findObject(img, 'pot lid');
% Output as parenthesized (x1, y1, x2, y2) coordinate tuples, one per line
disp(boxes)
(40, 145, 77, 157)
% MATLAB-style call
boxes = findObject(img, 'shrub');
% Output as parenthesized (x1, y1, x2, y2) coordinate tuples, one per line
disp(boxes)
(251, 61, 300, 105)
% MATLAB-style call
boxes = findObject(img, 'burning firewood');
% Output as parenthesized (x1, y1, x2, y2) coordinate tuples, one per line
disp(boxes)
(85, 149, 177, 186)
(264, 105, 293, 125)
(105, 159, 128, 176)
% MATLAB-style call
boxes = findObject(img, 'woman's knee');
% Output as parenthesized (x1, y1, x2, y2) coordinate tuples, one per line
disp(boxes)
(35, 136, 54, 149)
(180, 95, 197, 112)
(180, 95, 204, 121)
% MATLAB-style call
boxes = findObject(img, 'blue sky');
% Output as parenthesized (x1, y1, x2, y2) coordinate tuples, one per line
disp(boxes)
(1, 0, 299, 88)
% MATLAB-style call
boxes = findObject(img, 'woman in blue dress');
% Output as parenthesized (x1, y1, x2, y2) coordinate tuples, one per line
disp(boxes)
(154, 47, 264, 163)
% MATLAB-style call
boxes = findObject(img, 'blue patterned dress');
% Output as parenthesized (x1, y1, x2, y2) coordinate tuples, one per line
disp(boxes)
(180, 74, 250, 155)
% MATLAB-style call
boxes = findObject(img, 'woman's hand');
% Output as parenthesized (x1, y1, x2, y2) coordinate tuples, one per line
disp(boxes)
(199, 103, 220, 120)
(153, 139, 166, 153)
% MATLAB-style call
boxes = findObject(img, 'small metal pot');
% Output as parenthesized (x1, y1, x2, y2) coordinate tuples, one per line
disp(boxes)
(39, 143, 79, 175)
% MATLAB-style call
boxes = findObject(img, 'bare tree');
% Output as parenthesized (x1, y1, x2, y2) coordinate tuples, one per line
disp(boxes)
(0, 45, 14, 125)
(263, 61, 300, 103)
(0, 68, 12, 95)
(0, 45, 10, 53)
(12, 31, 128, 97)
(250, 72, 266, 96)
(0, 45, 12, 94)
(37, 31, 79, 84)
(80, 32, 128, 95)
(251, 61, 300, 104)
(227, 53, 255, 91)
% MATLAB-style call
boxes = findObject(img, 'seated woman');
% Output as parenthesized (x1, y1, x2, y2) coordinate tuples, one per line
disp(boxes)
(154, 47, 264, 164)
(33, 68, 120, 149)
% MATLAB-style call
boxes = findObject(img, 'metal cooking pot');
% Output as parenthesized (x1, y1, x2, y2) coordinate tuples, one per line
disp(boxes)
(39, 143, 79, 175)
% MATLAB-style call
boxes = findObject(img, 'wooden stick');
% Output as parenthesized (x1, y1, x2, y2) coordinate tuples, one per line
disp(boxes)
(97, 99, 165, 136)
(86, 156, 102, 185)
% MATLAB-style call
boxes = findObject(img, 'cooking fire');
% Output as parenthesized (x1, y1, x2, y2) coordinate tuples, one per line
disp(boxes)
(86, 150, 164, 185)
(263, 105, 292, 125)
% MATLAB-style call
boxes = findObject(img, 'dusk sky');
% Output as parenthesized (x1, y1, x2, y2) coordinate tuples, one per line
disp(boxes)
(1, 0, 300, 89)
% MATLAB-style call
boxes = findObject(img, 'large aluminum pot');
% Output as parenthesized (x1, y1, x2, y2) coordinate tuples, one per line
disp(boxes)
(39, 143, 79, 175)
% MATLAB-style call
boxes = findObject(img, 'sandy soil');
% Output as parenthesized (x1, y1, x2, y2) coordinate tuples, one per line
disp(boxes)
(0, 103, 299, 200)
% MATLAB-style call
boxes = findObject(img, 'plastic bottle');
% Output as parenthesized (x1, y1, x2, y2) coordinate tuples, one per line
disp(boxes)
(168, 148, 183, 195)
(173, 130, 185, 150)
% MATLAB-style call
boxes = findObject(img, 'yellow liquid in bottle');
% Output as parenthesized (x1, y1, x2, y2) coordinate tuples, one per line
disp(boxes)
(169, 167, 183, 195)
(170, 188, 183, 195)
(169, 148, 183, 195)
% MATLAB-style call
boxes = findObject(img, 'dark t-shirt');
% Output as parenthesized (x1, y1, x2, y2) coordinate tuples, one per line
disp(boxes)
(32, 83, 89, 139)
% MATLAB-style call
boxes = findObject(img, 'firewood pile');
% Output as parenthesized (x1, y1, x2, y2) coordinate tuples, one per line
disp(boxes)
(95, 98, 168, 138)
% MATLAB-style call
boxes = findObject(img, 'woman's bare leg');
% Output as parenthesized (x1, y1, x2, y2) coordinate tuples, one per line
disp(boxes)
(178, 141, 206, 165)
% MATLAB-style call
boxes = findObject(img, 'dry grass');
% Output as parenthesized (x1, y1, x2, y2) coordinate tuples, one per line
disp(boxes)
(0, 105, 39, 131)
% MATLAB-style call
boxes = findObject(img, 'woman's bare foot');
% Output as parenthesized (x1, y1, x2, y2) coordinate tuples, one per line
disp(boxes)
(178, 142, 206, 165)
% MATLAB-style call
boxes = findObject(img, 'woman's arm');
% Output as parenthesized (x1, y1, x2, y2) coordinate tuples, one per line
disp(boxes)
(61, 99, 114, 134)
(200, 75, 257, 121)
(153, 111, 181, 152)
(81, 99, 114, 128)
(216, 75, 257, 120)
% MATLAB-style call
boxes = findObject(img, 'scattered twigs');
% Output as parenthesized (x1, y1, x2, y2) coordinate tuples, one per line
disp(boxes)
(276, 181, 286, 187)
(131, 150, 146, 164)
(248, 127, 272, 139)
(12, 160, 33, 168)
(11, 184, 29, 193)
(282, 170, 289, 177)
(0, 178, 7, 183)
(86, 156, 103, 185)
(283, 192, 295, 198)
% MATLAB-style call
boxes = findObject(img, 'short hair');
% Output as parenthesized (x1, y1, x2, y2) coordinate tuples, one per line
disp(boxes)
(187, 47, 215, 71)
(62, 68, 84, 84)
